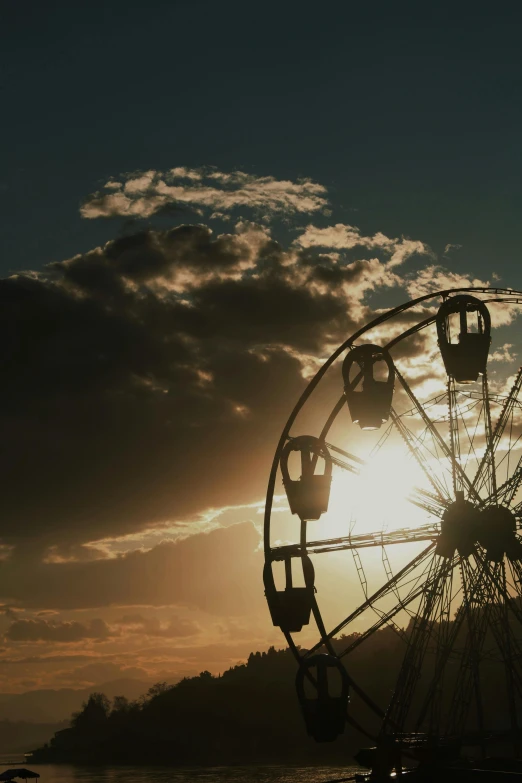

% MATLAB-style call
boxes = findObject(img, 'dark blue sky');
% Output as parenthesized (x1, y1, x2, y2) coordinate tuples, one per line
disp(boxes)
(2, 1, 522, 282)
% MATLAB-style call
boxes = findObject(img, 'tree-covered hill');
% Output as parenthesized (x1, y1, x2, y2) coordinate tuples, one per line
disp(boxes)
(29, 630, 399, 765)
(28, 612, 520, 766)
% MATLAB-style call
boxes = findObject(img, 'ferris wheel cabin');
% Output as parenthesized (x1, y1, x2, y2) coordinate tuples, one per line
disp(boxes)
(263, 555, 315, 633)
(436, 295, 491, 383)
(281, 436, 332, 522)
(342, 344, 395, 430)
(295, 654, 350, 742)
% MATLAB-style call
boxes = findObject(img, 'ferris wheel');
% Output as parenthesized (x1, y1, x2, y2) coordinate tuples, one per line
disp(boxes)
(263, 287, 522, 775)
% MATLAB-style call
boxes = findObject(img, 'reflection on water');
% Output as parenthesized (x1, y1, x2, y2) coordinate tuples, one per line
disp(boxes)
(0, 764, 360, 783)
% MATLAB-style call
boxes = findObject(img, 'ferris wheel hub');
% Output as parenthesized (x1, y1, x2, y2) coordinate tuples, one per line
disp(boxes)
(478, 505, 520, 563)
(436, 495, 480, 559)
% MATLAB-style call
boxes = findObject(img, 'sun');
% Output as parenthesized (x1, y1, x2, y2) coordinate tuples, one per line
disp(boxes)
(321, 445, 428, 539)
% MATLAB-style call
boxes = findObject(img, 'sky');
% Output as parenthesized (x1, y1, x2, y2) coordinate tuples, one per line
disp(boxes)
(1, 1, 522, 694)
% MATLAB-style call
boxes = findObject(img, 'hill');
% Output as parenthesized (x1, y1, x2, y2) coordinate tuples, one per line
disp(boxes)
(28, 631, 401, 766)
(28, 609, 522, 767)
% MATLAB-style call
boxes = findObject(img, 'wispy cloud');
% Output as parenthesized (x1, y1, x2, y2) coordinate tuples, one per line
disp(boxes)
(81, 167, 329, 220)
(295, 222, 429, 267)
(443, 242, 462, 257)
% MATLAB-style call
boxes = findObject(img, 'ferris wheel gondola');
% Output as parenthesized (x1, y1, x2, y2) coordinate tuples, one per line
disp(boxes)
(263, 287, 522, 776)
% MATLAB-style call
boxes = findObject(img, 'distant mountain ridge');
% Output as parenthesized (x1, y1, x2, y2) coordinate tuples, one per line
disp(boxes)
(0, 678, 152, 723)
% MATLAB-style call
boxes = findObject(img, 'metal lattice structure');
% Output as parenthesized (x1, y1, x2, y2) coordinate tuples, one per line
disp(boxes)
(263, 287, 522, 774)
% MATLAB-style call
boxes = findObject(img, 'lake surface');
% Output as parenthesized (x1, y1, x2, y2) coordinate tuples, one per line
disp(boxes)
(0, 764, 361, 782)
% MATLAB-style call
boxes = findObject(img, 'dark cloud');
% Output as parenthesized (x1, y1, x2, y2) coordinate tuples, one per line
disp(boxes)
(55, 224, 256, 287)
(3, 608, 22, 621)
(0, 223, 371, 556)
(6, 617, 112, 643)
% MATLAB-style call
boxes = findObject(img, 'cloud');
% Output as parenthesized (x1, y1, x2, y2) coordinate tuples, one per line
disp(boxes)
(404, 265, 490, 298)
(0, 213, 512, 587)
(489, 343, 517, 363)
(0, 523, 264, 613)
(0, 654, 97, 665)
(118, 613, 200, 638)
(6, 618, 112, 643)
(295, 223, 429, 267)
(404, 267, 521, 329)
(80, 167, 329, 220)
(443, 243, 462, 256)
(1, 220, 421, 557)
(3, 165, 522, 692)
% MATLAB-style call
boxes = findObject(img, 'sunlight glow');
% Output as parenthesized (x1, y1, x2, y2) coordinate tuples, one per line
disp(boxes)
(322, 446, 428, 537)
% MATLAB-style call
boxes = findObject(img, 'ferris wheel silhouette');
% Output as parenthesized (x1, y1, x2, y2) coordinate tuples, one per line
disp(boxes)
(263, 287, 522, 776)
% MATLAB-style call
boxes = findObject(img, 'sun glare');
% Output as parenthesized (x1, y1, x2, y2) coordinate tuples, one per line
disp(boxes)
(322, 446, 428, 538)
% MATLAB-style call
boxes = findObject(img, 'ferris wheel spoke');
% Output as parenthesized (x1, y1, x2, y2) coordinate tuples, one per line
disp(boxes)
(446, 380, 486, 502)
(340, 554, 458, 664)
(351, 547, 408, 644)
(324, 440, 365, 465)
(439, 557, 493, 740)
(407, 487, 449, 517)
(446, 557, 494, 741)
(390, 407, 450, 503)
(447, 377, 464, 499)
(304, 543, 436, 658)
(459, 394, 484, 478)
(381, 554, 461, 734)
(478, 560, 522, 718)
(317, 439, 364, 476)
(414, 562, 475, 733)
(474, 555, 522, 686)
(338, 589, 425, 658)
(475, 550, 522, 628)
(270, 524, 440, 560)
(495, 451, 522, 508)
(395, 365, 480, 503)
(506, 557, 522, 604)
(307, 582, 390, 722)
(447, 631, 486, 741)
(381, 543, 413, 621)
(470, 372, 498, 498)
(472, 365, 522, 497)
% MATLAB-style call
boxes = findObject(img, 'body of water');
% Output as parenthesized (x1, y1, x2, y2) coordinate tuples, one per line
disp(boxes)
(0, 764, 361, 782)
